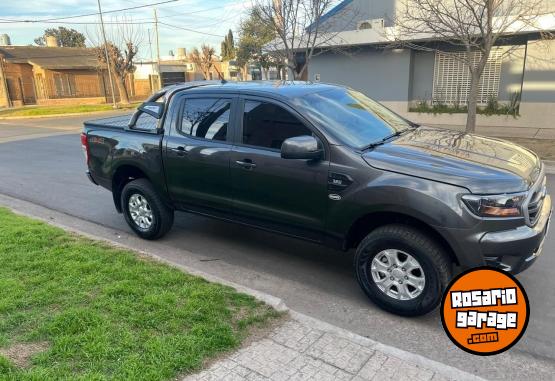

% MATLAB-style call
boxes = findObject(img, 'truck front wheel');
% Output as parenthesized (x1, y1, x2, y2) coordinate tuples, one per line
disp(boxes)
(121, 179, 174, 240)
(354, 224, 452, 316)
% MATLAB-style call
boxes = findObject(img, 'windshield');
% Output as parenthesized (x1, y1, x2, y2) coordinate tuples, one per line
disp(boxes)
(294, 88, 414, 149)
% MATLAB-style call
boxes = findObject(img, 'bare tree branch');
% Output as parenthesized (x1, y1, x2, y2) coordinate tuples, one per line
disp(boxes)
(255, 0, 356, 80)
(189, 45, 216, 80)
(88, 16, 143, 104)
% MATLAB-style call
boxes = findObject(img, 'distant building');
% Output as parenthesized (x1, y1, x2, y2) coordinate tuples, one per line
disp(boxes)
(0, 39, 157, 108)
(0, 44, 114, 107)
(134, 48, 245, 90)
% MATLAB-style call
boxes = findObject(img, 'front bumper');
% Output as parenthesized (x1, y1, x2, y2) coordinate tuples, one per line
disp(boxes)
(480, 194, 552, 274)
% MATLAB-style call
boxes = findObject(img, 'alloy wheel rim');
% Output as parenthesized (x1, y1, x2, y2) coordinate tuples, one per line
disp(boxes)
(128, 194, 153, 229)
(370, 249, 426, 301)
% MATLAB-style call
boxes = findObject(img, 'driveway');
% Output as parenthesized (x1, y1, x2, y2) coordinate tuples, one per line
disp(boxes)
(0, 116, 554, 379)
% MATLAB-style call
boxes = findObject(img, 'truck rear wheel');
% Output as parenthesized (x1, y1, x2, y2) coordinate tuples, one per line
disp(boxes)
(354, 224, 452, 316)
(121, 179, 174, 240)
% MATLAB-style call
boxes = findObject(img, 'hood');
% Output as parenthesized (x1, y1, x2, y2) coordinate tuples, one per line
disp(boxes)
(363, 127, 541, 194)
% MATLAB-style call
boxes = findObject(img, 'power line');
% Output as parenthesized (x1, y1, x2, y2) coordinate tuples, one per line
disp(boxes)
(158, 22, 226, 37)
(153, 5, 229, 20)
(0, 0, 178, 24)
(1, 20, 156, 25)
(0, 2, 246, 25)
(67, 3, 243, 24)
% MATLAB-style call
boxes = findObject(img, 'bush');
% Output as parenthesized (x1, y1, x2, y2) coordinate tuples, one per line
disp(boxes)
(409, 94, 520, 118)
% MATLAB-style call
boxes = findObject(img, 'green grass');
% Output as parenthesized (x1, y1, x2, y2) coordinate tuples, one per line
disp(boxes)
(0, 103, 140, 117)
(0, 208, 278, 380)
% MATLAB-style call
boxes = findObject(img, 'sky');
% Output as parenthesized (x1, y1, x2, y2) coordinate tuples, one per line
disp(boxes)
(0, 0, 252, 61)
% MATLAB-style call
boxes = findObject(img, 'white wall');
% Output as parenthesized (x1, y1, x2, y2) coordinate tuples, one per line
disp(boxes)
(310, 47, 412, 114)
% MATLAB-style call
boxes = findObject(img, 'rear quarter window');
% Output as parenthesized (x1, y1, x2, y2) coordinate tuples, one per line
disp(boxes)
(134, 113, 159, 130)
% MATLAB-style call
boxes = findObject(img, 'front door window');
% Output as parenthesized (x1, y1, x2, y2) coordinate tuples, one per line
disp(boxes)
(242, 100, 311, 150)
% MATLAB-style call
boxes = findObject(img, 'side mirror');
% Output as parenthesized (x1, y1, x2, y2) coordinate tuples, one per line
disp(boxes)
(128, 102, 165, 128)
(281, 135, 323, 160)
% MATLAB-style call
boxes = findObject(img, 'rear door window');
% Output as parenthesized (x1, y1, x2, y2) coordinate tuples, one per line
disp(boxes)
(179, 98, 231, 141)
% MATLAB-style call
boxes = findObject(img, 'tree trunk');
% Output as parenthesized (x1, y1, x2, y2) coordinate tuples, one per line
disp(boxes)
(297, 64, 308, 81)
(466, 72, 480, 133)
(290, 66, 301, 80)
(263, 67, 269, 80)
(114, 73, 130, 105)
(241, 65, 249, 81)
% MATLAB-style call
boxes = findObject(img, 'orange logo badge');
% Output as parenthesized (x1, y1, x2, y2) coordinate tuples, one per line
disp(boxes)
(441, 267, 529, 356)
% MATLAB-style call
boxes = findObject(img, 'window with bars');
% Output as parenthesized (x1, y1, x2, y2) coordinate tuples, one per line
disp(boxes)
(432, 49, 503, 106)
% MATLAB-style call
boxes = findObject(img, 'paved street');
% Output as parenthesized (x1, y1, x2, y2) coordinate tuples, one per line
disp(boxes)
(0, 115, 554, 379)
(0, 111, 126, 143)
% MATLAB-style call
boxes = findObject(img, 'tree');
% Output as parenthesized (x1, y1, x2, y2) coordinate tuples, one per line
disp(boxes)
(34, 27, 86, 47)
(394, 0, 547, 133)
(255, 0, 349, 80)
(89, 19, 142, 105)
(221, 29, 236, 61)
(95, 42, 137, 104)
(189, 45, 216, 80)
(237, 6, 278, 80)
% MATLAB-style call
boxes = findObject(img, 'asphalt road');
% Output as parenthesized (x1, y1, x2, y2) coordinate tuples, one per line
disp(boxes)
(0, 116, 554, 379)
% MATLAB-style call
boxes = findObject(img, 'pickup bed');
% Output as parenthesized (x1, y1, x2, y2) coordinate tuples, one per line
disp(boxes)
(82, 80, 551, 316)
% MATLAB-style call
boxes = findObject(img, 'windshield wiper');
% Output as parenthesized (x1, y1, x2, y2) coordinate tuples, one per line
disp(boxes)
(360, 128, 414, 152)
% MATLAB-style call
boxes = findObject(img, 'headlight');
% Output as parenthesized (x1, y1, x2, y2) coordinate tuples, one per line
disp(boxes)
(462, 193, 526, 217)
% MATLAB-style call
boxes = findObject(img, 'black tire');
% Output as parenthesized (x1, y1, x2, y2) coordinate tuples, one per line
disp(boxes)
(354, 224, 452, 317)
(121, 179, 174, 240)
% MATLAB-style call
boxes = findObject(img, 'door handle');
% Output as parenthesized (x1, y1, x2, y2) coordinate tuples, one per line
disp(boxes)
(236, 159, 256, 170)
(170, 146, 187, 156)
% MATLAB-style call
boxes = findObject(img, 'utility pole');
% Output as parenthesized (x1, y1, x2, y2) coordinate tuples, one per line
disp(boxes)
(97, 0, 118, 108)
(147, 29, 154, 63)
(0, 59, 12, 108)
(154, 8, 161, 90)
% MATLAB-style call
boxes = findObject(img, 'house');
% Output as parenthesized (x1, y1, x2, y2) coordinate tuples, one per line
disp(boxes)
(0, 42, 113, 107)
(308, 0, 555, 131)
(134, 59, 205, 89)
(134, 49, 243, 89)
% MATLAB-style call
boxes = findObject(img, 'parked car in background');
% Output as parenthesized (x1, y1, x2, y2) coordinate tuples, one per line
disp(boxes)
(82, 81, 552, 316)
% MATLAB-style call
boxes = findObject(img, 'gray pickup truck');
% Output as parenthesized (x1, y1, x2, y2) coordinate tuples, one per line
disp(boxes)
(82, 81, 552, 316)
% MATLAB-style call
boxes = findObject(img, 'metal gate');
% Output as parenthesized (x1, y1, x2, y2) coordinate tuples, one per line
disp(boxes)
(161, 72, 185, 86)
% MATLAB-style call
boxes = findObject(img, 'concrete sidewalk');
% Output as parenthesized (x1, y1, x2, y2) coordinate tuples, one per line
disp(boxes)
(183, 312, 481, 381)
(0, 193, 483, 381)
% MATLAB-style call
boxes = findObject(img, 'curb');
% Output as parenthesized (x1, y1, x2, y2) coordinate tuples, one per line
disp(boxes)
(0, 192, 483, 381)
(0, 108, 134, 120)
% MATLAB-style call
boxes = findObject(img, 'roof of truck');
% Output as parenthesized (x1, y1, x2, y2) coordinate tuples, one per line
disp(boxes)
(166, 80, 341, 99)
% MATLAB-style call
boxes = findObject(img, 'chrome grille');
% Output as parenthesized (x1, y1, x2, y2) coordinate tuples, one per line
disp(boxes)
(524, 169, 546, 226)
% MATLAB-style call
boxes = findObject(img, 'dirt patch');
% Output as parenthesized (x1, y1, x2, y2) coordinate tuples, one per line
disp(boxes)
(506, 138, 555, 161)
(0, 342, 49, 368)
